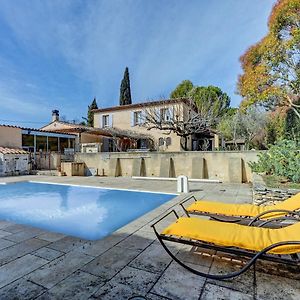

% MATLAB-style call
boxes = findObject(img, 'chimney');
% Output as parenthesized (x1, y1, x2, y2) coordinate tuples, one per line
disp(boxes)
(52, 110, 59, 122)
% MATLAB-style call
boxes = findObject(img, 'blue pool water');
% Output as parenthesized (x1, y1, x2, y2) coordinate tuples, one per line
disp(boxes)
(0, 182, 174, 240)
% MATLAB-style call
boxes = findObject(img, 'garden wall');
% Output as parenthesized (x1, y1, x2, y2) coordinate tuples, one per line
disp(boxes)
(0, 153, 29, 176)
(34, 152, 60, 170)
(75, 151, 260, 183)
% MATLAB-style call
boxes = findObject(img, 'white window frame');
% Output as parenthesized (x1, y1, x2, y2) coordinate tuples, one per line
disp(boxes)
(160, 108, 167, 122)
(102, 115, 109, 128)
(160, 108, 172, 122)
(133, 111, 142, 126)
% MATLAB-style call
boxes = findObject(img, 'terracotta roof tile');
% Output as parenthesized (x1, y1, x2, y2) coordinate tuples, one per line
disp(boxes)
(92, 98, 191, 113)
(0, 124, 76, 136)
(0, 147, 28, 155)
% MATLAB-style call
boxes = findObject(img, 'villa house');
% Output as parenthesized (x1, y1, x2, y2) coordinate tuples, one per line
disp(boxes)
(93, 98, 220, 152)
(41, 110, 152, 152)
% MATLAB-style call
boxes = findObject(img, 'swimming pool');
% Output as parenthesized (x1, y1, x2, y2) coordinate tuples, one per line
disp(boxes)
(0, 182, 175, 240)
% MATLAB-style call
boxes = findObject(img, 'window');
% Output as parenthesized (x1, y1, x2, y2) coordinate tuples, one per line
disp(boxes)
(158, 137, 164, 146)
(60, 138, 69, 152)
(22, 134, 34, 152)
(36, 136, 47, 152)
(166, 137, 171, 146)
(160, 108, 167, 121)
(133, 111, 142, 126)
(22, 134, 34, 147)
(102, 115, 109, 127)
(48, 137, 58, 152)
(137, 139, 148, 149)
(160, 108, 172, 122)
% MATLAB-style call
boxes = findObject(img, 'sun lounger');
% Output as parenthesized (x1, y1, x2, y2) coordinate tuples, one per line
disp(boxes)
(152, 210, 300, 279)
(180, 192, 300, 226)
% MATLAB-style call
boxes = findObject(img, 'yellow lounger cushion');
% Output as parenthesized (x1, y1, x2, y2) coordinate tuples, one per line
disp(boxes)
(187, 192, 300, 219)
(162, 217, 300, 254)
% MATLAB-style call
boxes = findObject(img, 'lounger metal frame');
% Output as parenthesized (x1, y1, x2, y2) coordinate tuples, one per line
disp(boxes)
(180, 195, 300, 227)
(152, 210, 300, 280)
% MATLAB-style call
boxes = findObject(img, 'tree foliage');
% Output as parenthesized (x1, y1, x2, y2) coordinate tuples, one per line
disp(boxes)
(265, 109, 286, 145)
(120, 67, 132, 106)
(264, 105, 300, 145)
(189, 86, 230, 126)
(170, 81, 230, 126)
(285, 107, 300, 140)
(87, 98, 98, 127)
(238, 0, 300, 120)
(217, 106, 267, 149)
(249, 139, 300, 183)
(170, 80, 193, 98)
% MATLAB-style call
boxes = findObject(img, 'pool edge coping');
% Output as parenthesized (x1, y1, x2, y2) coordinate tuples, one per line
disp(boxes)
(27, 180, 179, 196)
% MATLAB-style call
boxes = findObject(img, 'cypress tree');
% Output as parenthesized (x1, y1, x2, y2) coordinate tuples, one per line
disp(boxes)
(87, 98, 98, 127)
(119, 67, 132, 106)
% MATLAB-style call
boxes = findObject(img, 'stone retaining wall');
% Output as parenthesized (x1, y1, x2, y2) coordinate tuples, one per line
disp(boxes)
(75, 151, 260, 183)
(252, 173, 299, 205)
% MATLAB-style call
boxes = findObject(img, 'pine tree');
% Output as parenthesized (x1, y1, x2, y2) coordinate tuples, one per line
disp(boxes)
(87, 98, 98, 127)
(119, 67, 132, 106)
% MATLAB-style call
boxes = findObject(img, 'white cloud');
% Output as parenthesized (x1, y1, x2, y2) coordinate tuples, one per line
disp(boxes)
(0, 0, 277, 121)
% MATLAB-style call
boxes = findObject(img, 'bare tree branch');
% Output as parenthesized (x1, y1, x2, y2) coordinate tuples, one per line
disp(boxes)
(139, 98, 216, 150)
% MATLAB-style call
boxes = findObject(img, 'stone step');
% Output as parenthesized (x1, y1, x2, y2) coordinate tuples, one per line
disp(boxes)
(36, 170, 59, 176)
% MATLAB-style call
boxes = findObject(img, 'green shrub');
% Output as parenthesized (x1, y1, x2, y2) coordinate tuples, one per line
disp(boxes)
(249, 140, 300, 183)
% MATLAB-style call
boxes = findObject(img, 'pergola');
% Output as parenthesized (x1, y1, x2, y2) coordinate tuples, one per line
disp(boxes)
(101, 127, 155, 151)
(46, 125, 154, 152)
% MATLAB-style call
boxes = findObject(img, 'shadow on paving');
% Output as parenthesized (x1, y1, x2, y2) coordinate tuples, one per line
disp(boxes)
(0, 225, 298, 300)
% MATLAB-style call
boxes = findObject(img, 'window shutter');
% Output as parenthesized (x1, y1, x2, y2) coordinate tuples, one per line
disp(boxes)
(169, 107, 174, 119)
(155, 108, 160, 122)
(141, 110, 146, 124)
(109, 114, 113, 127)
(99, 115, 103, 128)
(130, 112, 135, 127)
(166, 137, 171, 146)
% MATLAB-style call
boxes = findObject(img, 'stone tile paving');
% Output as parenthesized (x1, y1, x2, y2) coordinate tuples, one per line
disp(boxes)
(0, 175, 298, 299)
(151, 261, 208, 300)
(0, 278, 47, 299)
(33, 247, 64, 261)
(0, 230, 12, 239)
(0, 238, 49, 267)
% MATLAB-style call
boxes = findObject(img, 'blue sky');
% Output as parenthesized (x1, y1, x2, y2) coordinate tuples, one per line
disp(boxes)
(0, 0, 276, 128)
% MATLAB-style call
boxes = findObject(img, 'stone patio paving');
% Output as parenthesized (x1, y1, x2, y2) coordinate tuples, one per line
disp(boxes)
(0, 175, 298, 299)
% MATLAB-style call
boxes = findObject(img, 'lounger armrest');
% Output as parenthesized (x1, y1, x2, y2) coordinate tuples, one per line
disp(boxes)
(151, 210, 179, 228)
(179, 195, 197, 216)
(258, 216, 299, 228)
(248, 209, 300, 226)
(180, 195, 197, 206)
